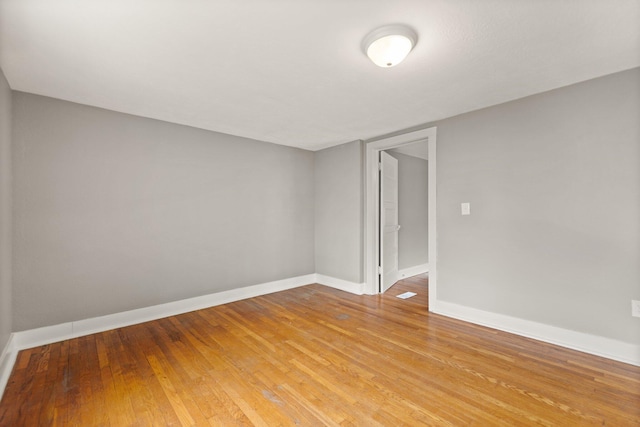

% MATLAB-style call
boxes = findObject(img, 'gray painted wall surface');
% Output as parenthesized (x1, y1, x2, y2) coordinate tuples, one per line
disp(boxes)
(387, 152, 428, 270)
(315, 141, 363, 284)
(436, 67, 640, 344)
(0, 69, 11, 349)
(12, 93, 315, 331)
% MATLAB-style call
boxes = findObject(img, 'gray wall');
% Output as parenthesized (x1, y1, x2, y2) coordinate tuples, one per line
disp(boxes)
(315, 141, 363, 283)
(436, 67, 640, 344)
(12, 93, 315, 331)
(387, 152, 428, 271)
(8, 67, 639, 350)
(0, 69, 11, 349)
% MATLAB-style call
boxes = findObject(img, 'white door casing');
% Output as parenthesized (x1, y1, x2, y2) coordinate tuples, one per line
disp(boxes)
(364, 126, 436, 307)
(380, 151, 400, 292)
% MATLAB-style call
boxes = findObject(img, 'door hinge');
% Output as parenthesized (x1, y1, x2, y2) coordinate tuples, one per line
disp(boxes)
(378, 162, 382, 171)
(377, 265, 383, 275)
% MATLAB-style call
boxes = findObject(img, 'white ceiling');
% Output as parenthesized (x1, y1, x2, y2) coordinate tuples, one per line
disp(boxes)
(1, 0, 639, 151)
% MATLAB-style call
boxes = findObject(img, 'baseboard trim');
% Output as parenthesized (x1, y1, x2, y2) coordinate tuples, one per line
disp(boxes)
(5, 274, 636, 401)
(1, 272, 369, 399)
(398, 263, 429, 279)
(6, 272, 365, 353)
(431, 299, 640, 367)
(0, 334, 17, 401)
(1, 274, 319, 399)
(314, 274, 366, 295)
(11, 274, 316, 352)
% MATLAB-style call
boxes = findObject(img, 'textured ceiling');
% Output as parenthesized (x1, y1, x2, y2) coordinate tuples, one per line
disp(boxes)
(1, 0, 639, 151)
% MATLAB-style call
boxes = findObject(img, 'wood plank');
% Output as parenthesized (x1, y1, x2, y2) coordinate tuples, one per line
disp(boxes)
(1, 274, 639, 426)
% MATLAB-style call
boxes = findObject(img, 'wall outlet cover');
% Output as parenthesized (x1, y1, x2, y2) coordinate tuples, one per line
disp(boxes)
(632, 300, 640, 318)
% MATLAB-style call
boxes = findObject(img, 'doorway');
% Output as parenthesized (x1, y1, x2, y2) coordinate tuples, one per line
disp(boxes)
(364, 127, 437, 309)
(383, 142, 429, 289)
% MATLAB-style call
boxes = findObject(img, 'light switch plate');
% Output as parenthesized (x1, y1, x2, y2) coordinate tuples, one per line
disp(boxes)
(461, 202, 471, 215)
(632, 300, 640, 318)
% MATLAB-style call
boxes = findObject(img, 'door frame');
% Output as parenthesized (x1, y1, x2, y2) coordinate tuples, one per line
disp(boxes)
(364, 127, 437, 308)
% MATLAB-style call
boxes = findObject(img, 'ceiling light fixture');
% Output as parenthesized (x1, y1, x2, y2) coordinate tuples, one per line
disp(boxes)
(362, 24, 418, 68)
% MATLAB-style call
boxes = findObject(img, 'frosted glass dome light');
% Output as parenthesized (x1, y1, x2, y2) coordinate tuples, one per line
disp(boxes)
(362, 25, 418, 68)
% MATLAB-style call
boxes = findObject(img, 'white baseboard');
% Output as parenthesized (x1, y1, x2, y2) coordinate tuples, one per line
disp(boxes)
(6, 273, 365, 353)
(1, 273, 319, 399)
(0, 334, 17, 401)
(1, 272, 371, 399)
(4, 274, 637, 401)
(431, 299, 640, 367)
(11, 273, 316, 353)
(314, 274, 366, 295)
(398, 263, 429, 279)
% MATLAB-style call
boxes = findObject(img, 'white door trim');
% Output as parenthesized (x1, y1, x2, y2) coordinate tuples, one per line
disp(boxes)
(364, 127, 437, 305)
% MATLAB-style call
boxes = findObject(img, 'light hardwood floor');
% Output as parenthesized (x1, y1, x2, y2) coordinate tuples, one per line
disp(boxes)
(1, 274, 639, 426)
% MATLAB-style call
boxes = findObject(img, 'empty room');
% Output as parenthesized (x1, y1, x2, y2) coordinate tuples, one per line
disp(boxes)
(1, 1, 639, 425)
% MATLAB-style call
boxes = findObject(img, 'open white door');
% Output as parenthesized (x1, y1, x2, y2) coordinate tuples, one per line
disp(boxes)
(380, 151, 400, 292)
